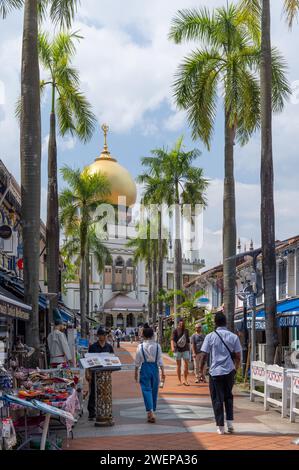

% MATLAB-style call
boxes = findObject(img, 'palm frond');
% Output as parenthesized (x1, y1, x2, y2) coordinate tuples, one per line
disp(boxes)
(169, 7, 217, 46)
(284, 0, 299, 28)
(44, 0, 80, 28)
(0, 0, 23, 18)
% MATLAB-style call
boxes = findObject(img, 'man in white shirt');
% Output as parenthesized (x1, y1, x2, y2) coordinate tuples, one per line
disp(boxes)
(47, 319, 73, 368)
(200, 312, 241, 435)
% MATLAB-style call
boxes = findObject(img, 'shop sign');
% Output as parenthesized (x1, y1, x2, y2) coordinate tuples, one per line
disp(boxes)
(247, 319, 265, 330)
(278, 315, 299, 328)
(0, 299, 30, 321)
(0, 225, 12, 240)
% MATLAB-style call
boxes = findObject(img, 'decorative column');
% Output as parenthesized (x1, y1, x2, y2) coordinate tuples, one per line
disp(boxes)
(93, 366, 120, 427)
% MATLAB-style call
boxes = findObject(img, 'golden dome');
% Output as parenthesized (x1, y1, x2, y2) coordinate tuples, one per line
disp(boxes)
(87, 124, 137, 207)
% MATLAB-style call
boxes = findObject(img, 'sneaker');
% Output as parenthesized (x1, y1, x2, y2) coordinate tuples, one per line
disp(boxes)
(195, 378, 199, 384)
(227, 421, 234, 433)
(217, 426, 225, 435)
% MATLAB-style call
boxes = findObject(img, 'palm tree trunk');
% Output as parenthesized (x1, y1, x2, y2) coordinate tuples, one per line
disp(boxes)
(152, 242, 158, 324)
(80, 225, 88, 338)
(86, 251, 90, 319)
(147, 254, 152, 323)
(174, 184, 182, 327)
(158, 209, 164, 342)
(261, 0, 278, 364)
(21, 0, 41, 349)
(223, 112, 236, 332)
(47, 85, 60, 325)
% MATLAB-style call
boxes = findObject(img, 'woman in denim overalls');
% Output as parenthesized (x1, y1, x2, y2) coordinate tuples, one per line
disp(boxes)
(135, 326, 165, 423)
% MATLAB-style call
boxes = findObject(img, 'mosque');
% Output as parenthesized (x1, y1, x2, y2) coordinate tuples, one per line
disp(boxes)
(63, 125, 205, 332)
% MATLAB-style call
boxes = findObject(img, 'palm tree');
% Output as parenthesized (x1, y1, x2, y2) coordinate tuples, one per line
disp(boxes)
(62, 225, 112, 319)
(59, 166, 111, 338)
(239, 0, 297, 363)
(127, 221, 153, 322)
(1, 0, 80, 348)
(169, 3, 290, 332)
(39, 30, 96, 323)
(150, 138, 208, 327)
(137, 170, 163, 324)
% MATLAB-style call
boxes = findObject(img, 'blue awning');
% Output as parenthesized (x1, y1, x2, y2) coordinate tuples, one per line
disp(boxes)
(54, 306, 74, 325)
(234, 297, 299, 330)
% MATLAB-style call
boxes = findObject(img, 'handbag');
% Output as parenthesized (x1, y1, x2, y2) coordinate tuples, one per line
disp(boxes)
(215, 331, 236, 361)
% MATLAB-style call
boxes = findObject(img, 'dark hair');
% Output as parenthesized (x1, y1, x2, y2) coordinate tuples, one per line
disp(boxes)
(143, 327, 154, 339)
(97, 327, 107, 336)
(215, 312, 227, 327)
(178, 318, 185, 330)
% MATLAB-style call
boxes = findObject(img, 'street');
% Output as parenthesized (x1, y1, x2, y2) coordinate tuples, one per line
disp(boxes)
(64, 343, 299, 451)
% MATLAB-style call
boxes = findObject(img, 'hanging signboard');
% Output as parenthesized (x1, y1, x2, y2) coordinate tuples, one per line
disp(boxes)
(278, 315, 299, 328)
(0, 225, 12, 240)
(0, 298, 30, 321)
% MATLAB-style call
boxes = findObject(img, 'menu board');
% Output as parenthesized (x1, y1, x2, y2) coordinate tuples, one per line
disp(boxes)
(80, 353, 121, 369)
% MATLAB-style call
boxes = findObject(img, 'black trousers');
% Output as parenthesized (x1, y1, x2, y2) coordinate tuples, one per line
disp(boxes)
(209, 370, 236, 427)
(87, 376, 95, 417)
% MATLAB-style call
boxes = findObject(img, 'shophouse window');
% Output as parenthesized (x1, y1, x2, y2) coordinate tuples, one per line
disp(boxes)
(278, 260, 287, 300)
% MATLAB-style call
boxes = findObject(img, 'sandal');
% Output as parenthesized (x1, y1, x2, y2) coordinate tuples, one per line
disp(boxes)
(183, 381, 190, 386)
(147, 412, 156, 423)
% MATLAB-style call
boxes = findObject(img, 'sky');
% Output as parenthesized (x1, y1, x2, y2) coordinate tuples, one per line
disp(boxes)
(1, 0, 299, 269)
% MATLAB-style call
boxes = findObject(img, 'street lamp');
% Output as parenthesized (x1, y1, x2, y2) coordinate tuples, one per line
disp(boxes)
(229, 248, 263, 369)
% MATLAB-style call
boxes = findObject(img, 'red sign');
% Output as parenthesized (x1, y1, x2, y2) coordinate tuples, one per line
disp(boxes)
(17, 258, 24, 270)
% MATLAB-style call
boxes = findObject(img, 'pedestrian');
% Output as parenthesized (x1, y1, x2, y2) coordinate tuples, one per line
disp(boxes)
(199, 312, 242, 435)
(106, 329, 114, 347)
(47, 317, 73, 368)
(134, 328, 139, 342)
(115, 328, 122, 348)
(130, 330, 134, 343)
(171, 318, 190, 386)
(191, 323, 206, 383)
(135, 325, 165, 423)
(86, 328, 114, 420)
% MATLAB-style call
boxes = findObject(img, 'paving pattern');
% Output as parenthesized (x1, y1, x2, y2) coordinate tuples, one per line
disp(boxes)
(64, 343, 299, 450)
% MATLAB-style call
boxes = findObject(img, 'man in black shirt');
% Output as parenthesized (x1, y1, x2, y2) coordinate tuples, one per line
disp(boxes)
(87, 328, 114, 420)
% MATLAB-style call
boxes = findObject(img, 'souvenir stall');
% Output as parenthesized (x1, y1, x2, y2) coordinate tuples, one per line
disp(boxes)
(0, 364, 83, 450)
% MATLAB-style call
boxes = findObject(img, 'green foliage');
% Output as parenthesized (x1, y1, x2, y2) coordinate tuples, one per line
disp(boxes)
(169, 2, 291, 148)
(202, 311, 215, 334)
(38, 30, 96, 140)
(0, 0, 23, 18)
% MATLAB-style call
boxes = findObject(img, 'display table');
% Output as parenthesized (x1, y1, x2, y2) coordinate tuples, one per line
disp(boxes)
(92, 366, 121, 427)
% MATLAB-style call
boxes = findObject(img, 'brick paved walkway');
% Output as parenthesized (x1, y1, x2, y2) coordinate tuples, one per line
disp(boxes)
(65, 343, 299, 451)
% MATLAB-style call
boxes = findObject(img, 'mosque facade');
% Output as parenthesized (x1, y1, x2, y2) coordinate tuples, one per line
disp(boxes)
(63, 126, 205, 332)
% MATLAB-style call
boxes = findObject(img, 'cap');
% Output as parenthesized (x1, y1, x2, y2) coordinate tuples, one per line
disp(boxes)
(97, 327, 107, 336)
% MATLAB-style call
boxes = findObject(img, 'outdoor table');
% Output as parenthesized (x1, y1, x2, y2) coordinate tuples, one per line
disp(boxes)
(91, 366, 121, 427)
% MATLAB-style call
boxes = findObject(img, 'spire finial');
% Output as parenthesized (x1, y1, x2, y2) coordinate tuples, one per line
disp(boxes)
(101, 123, 110, 153)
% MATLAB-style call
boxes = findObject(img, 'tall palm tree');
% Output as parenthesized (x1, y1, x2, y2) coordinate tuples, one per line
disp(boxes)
(127, 221, 153, 322)
(169, 3, 289, 332)
(150, 138, 208, 327)
(1, 0, 81, 348)
(59, 166, 111, 338)
(137, 170, 163, 324)
(240, 0, 297, 363)
(62, 225, 112, 319)
(39, 30, 96, 323)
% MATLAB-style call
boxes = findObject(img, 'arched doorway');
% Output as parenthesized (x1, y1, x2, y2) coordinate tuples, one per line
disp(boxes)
(137, 314, 144, 326)
(127, 313, 135, 328)
(105, 314, 113, 329)
(116, 313, 124, 328)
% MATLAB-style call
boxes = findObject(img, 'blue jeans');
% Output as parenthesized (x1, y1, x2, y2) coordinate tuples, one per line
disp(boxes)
(139, 362, 159, 412)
